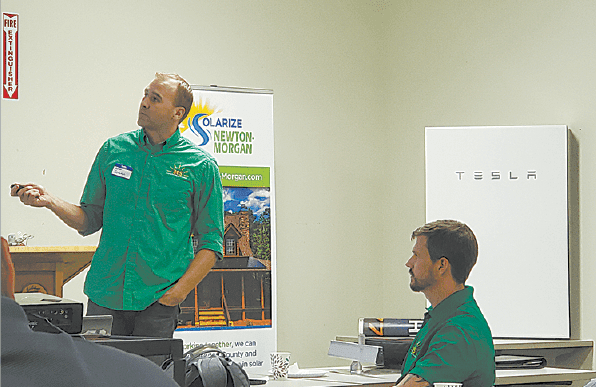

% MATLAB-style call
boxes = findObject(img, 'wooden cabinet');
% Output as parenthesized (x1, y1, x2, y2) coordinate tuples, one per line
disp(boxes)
(9, 246, 95, 297)
(495, 339, 594, 370)
(336, 336, 596, 386)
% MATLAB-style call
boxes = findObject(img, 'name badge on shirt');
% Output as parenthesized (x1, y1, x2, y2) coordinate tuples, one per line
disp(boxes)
(112, 163, 133, 180)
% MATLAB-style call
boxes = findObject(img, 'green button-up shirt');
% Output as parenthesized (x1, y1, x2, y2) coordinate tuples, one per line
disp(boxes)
(400, 286, 495, 386)
(80, 129, 224, 311)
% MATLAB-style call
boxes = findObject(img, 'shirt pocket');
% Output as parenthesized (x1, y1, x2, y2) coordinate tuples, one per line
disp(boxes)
(104, 164, 138, 213)
(151, 175, 193, 224)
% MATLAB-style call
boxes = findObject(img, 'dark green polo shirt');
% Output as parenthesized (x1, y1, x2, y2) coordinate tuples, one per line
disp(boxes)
(80, 129, 224, 311)
(400, 286, 495, 386)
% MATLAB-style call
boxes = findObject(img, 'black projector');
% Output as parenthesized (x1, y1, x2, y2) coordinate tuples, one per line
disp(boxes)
(15, 292, 84, 334)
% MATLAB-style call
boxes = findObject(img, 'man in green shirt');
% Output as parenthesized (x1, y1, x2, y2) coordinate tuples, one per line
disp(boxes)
(11, 73, 224, 338)
(397, 220, 495, 387)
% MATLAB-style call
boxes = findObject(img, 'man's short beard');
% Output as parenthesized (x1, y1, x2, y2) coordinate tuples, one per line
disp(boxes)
(410, 280, 426, 292)
(409, 272, 432, 292)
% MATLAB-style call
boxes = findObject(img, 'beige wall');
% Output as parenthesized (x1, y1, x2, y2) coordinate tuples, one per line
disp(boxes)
(1, 0, 595, 369)
(383, 0, 596, 364)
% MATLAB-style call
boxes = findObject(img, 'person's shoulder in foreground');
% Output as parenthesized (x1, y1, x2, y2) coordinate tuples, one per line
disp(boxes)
(1, 235, 178, 387)
(1, 296, 179, 387)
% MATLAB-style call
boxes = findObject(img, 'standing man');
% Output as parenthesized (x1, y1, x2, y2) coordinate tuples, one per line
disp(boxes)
(11, 73, 224, 338)
(397, 220, 495, 387)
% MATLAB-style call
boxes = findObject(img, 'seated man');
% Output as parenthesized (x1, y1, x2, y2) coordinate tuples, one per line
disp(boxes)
(397, 220, 495, 387)
(1, 237, 179, 387)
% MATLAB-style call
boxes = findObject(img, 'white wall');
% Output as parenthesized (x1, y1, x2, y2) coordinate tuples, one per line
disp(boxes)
(2, 0, 596, 369)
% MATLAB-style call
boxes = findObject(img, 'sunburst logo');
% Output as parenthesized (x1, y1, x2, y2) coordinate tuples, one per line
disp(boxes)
(168, 164, 189, 179)
(411, 340, 422, 358)
(180, 97, 222, 146)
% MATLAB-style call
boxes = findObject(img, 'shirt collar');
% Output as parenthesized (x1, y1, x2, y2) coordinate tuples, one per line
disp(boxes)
(139, 128, 181, 151)
(426, 285, 474, 320)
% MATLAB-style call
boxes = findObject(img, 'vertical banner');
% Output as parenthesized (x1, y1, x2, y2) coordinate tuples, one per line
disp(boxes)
(174, 86, 275, 372)
(3, 12, 19, 100)
(426, 125, 569, 338)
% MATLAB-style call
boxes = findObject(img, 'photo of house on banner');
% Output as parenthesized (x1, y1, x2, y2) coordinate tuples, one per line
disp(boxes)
(177, 169, 272, 330)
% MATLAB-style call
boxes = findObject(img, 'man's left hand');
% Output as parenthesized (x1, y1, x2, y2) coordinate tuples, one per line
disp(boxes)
(158, 249, 217, 306)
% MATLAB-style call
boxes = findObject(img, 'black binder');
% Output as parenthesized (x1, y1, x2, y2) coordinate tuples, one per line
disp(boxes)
(495, 355, 547, 369)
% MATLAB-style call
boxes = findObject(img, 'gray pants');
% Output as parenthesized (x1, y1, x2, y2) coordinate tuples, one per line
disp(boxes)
(87, 300, 179, 338)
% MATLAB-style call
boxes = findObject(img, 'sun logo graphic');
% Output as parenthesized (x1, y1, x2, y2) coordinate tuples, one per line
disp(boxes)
(168, 164, 189, 179)
(179, 97, 222, 146)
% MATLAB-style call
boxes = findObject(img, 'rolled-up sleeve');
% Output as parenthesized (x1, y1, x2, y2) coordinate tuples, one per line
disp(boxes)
(192, 157, 224, 259)
(79, 144, 107, 236)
